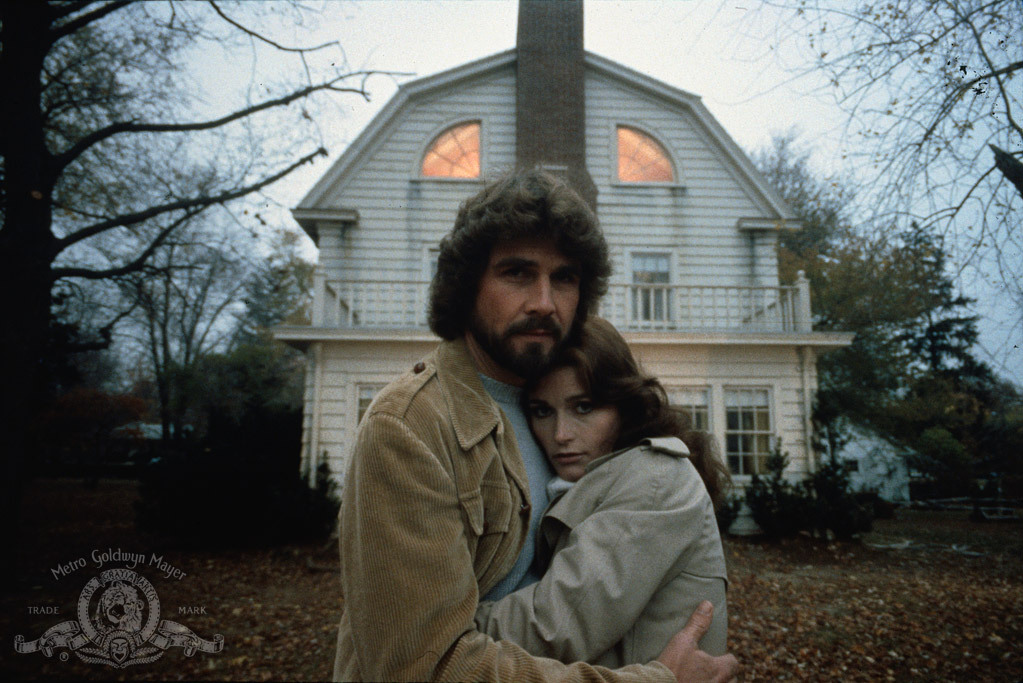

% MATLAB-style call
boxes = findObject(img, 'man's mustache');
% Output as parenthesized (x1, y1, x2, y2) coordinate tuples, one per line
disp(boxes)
(504, 316, 563, 340)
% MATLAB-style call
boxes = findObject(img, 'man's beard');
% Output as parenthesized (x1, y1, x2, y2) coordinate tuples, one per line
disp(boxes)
(468, 315, 567, 381)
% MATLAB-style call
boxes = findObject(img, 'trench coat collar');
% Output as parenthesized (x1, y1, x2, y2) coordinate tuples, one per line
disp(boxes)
(541, 436, 691, 541)
(583, 436, 690, 474)
(434, 338, 506, 451)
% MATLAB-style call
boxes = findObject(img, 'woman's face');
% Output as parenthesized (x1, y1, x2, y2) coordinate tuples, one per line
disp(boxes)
(527, 366, 621, 482)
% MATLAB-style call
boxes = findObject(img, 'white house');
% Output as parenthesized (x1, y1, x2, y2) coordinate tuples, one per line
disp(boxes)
(275, 1, 853, 491)
(833, 423, 913, 502)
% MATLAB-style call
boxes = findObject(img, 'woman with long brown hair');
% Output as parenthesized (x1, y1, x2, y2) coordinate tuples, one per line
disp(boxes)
(475, 317, 731, 666)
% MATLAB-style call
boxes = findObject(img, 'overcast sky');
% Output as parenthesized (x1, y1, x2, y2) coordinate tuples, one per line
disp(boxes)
(208, 0, 1018, 383)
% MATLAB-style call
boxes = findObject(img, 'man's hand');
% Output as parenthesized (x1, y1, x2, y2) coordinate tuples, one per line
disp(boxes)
(656, 601, 740, 683)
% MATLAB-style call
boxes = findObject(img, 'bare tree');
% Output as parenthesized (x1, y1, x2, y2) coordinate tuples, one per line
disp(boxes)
(0, 1, 392, 572)
(117, 224, 249, 441)
(748, 0, 1022, 362)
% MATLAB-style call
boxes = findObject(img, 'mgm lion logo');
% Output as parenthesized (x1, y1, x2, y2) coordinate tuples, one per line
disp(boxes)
(15, 568, 223, 669)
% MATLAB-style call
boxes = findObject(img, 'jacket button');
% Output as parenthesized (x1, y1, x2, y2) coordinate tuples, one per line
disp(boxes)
(519, 503, 531, 517)
(413, 361, 425, 374)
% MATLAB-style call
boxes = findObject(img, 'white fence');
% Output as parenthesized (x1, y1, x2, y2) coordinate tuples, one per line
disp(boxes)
(312, 272, 813, 333)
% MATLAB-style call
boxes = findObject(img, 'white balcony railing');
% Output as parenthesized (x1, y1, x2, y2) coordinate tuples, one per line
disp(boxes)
(311, 272, 814, 334)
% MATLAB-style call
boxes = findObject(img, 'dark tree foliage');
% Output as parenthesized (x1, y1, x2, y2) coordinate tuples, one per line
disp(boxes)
(746, 443, 873, 540)
(136, 336, 332, 547)
(137, 405, 339, 547)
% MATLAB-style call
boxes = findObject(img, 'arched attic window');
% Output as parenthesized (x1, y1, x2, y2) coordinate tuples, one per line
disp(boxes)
(617, 125, 674, 183)
(421, 121, 481, 178)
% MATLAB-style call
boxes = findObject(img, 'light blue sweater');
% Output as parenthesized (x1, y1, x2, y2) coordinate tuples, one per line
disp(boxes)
(479, 374, 553, 601)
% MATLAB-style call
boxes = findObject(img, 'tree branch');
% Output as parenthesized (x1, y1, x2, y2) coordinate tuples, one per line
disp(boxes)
(53, 146, 327, 257)
(990, 144, 1023, 198)
(50, 73, 375, 175)
(207, 1, 338, 54)
(52, 208, 204, 281)
(47, 1, 96, 21)
(49, 0, 134, 42)
(65, 303, 137, 353)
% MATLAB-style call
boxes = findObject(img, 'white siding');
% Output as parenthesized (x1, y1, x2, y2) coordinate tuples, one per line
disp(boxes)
(632, 342, 815, 482)
(585, 70, 781, 290)
(316, 67, 517, 284)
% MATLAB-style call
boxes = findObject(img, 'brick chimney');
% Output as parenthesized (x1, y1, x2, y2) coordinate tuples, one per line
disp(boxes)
(516, 0, 597, 208)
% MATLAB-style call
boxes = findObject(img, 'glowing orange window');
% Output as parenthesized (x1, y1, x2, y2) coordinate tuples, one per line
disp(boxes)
(617, 126, 674, 183)
(421, 122, 481, 178)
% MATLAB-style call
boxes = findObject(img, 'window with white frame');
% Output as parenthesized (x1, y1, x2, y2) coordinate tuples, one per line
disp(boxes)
(724, 388, 773, 475)
(357, 384, 385, 424)
(631, 252, 671, 322)
(421, 121, 481, 178)
(667, 387, 710, 431)
(617, 126, 674, 183)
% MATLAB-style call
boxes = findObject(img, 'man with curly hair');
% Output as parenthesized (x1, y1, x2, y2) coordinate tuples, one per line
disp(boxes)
(333, 169, 739, 683)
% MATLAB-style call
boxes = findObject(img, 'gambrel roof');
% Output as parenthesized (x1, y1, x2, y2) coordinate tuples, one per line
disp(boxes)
(296, 49, 796, 222)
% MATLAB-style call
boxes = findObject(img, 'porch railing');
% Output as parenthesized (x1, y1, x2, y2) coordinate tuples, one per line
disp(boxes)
(311, 272, 813, 333)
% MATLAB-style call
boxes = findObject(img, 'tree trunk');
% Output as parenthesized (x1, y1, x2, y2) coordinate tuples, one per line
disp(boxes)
(0, 2, 60, 581)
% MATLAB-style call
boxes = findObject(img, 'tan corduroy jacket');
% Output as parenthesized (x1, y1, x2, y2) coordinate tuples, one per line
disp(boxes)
(333, 338, 675, 683)
(474, 438, 728, 665)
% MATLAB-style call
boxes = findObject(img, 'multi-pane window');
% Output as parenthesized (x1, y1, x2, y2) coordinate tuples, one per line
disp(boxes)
(617, 126, 674, 183)
(421, 121, 480, 178)
(357, 384, 385, 424)
(631, 252, 671, 322)
(667, 387, 710, 431)
(724, 388, 772, 475)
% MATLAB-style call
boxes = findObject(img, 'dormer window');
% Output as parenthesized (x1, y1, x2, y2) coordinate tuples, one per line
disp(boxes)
(617, 125, 674, 183)
(421, 121, 481, 178)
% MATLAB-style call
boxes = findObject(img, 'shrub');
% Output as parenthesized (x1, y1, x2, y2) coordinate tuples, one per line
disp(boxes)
(745, 447, 813, 539)
(137, 405, 339, 547)
(30, 388, 148, 474)
(805, 458, 874, 539)
(715, 495, 743, 536)
(745, 442, 874, 540)
(913, 426, 973, 497)
(855, 491, 895, 519)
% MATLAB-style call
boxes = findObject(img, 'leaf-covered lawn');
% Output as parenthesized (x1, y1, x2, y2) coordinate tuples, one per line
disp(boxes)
(2, 479, 1020, 681)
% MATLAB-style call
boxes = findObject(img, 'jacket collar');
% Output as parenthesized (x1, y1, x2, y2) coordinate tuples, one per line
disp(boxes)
(433, 338, 505, 451)
(583, 436, 690, 474)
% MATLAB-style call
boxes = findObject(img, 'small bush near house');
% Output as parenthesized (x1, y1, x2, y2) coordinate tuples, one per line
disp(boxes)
(804, 457, 874, 540)
(137, 406, 339, 547)
(715, 495, 743, 535)
(745, 443, 874, 540)
(745, 446, 813, 538)
(855, 490, 896, 519)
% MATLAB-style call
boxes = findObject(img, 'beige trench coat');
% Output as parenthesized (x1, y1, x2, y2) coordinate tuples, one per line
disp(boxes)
(474, 438, 728, 665)
(333, 338, 675, 682)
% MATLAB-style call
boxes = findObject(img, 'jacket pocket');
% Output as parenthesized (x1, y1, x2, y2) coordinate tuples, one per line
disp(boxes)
(458, 484, 513, 537)
(460, 484, 514, 585)
(459, 490, 486, 537)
